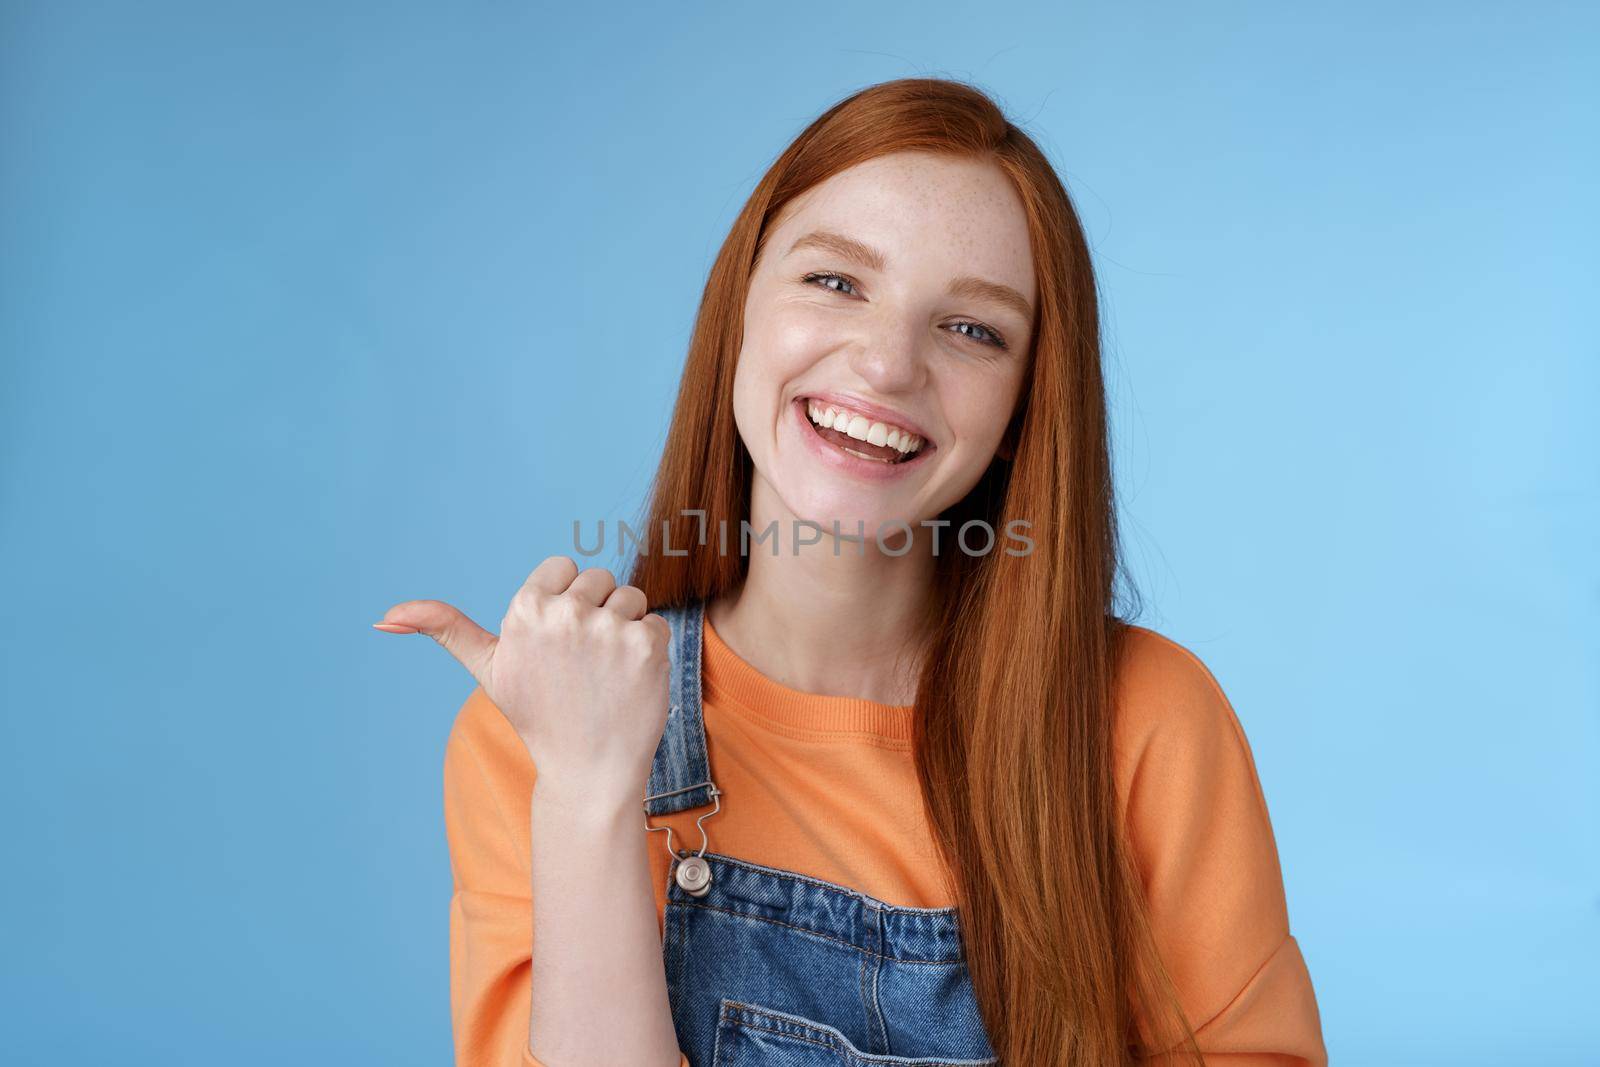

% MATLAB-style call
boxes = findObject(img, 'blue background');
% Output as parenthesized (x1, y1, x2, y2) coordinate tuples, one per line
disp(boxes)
(2, 2, 1595, 1063)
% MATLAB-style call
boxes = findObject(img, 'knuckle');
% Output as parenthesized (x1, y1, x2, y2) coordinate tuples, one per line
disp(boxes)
(532, 555, 578, 590)
(627, 627, 665, 665)
(548, 594, 582, 622)
(507, 591, 539, 624)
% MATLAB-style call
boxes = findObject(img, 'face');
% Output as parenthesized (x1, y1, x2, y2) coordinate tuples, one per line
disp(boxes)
(731, 150, 1036, 544)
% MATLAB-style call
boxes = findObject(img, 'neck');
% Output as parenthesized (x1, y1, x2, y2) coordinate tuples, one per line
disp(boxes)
(706, 476, 938, 707)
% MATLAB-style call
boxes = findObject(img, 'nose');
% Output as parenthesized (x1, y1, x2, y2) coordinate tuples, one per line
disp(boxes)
(845, 323, 928, 395)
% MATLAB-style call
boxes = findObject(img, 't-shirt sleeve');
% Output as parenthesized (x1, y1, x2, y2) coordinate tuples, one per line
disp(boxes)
(1112, 629, 1328, 1067)
(444, 686, 691, 1067)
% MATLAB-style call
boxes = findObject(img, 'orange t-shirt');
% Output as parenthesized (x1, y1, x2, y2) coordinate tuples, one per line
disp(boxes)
(443, 615, 1327, 1067)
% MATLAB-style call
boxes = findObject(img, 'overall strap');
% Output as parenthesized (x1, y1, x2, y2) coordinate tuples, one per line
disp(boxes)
(643, 596, 717, 816)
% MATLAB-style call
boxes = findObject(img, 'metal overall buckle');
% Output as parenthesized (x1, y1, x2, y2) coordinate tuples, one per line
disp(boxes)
(643, 781, 722, 898)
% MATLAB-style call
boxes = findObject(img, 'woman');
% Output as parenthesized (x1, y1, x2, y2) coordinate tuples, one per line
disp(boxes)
(376, 78, 1327, 1066)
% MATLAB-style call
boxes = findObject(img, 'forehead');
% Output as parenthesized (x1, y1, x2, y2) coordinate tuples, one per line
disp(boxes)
(765, 151, 1036, 303)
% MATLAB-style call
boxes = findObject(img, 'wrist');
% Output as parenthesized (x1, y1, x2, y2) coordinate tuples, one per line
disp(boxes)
(532, 769, 647, 824)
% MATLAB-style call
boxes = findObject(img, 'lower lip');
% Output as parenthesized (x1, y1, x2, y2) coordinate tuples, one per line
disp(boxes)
(790, 398, 933, 482)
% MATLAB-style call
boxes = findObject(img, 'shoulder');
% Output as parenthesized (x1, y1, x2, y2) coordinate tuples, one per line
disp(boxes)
(1112, 624, 1242, 738)
(446, 685, 535, 780)
(1110, 625, 1268, 812)
(1109, 625, 1284, 907)
(442, 686, 537, 865)
(1108, 621, 1288, 915)
(1106, 628, 1324, 1058)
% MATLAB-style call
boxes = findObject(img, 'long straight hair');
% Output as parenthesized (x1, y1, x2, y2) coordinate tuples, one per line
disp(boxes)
(624, 77, 1204, 1067)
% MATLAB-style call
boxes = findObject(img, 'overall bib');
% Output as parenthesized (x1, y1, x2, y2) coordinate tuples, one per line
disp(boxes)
(644, 597, 1000, 1067)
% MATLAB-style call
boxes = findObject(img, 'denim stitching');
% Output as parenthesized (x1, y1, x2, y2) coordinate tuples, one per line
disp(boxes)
(719, 999, 999, 1066)
(675, 899, 967, 966)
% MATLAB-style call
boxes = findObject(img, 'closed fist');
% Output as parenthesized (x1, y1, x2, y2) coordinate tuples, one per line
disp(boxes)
(375, 556, 673, 802)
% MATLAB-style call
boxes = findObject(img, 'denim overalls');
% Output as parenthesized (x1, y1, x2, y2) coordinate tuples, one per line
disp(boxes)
(643, 597, 999, 1066)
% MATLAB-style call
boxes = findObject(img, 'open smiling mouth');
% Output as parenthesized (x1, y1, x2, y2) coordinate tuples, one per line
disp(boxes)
(795, 397, 934, 466)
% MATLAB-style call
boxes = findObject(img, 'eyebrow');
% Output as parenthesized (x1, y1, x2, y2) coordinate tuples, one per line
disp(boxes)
(786, 229, 1035, 324)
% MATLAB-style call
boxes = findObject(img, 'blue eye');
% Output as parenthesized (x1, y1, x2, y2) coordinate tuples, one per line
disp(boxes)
(800, 271, 1010, 351)
(802, 271, 860, 296)
(950, 320, 1007, 349)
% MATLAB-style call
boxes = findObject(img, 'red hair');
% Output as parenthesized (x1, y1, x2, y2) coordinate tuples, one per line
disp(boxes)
(625, 77, 1203, 1066)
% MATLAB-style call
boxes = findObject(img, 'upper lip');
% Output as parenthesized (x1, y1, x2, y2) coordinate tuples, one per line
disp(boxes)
(798, 391, 935, 448)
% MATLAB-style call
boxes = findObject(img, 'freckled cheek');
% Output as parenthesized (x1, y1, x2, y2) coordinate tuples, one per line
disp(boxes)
(940, 370, 1021, 452)
(730, 327, 808, 440)
(760, 306, 840, 376)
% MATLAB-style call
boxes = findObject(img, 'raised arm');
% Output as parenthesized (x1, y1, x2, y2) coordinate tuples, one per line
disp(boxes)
(442, 690, 689, 1066)
(383, 556, 690, 1066)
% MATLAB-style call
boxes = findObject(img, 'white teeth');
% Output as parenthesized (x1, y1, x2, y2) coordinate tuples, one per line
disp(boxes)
(802, 398, 926, 457)
(808, 402, 839, 429)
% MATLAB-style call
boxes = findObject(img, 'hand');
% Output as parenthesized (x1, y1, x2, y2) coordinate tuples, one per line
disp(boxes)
(373, 556, 674, 801)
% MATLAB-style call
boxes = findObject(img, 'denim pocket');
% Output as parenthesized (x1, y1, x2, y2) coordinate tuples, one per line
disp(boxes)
(711, 999, 1000, 1066)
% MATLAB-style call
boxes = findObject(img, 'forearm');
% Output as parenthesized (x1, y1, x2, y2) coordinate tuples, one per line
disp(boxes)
(527, 775, 680, 1067)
